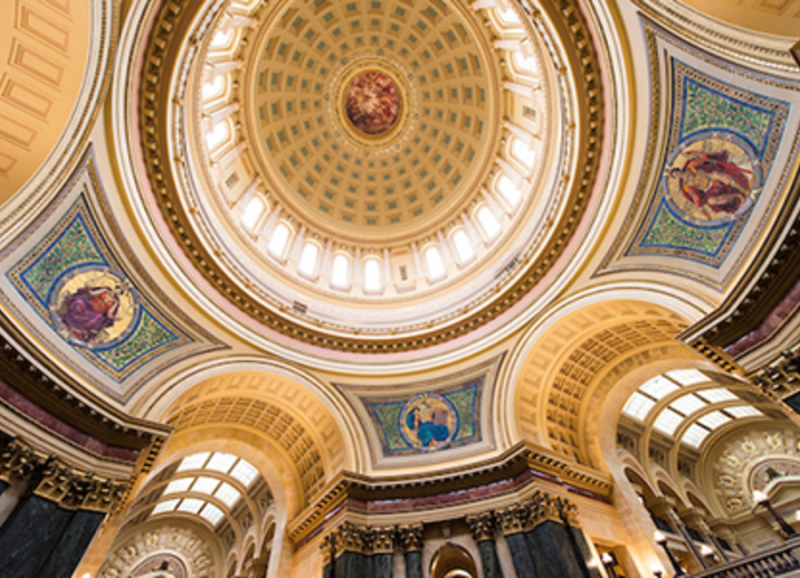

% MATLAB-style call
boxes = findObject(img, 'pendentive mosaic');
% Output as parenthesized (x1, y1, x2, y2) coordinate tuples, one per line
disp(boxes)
(628, 59, 787, 266)
(0, 150, 225, 399)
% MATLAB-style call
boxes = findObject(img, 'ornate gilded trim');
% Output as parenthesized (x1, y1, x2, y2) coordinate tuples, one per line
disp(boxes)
(136, 0, 605, 353)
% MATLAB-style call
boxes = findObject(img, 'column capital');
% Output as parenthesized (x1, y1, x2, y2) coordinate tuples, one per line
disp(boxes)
(333, 522, 368, 555)
(466, 511, 496, 542)
(0, 438, 44, 482)
(368, 526, 396, 554)
(528, 492, 564, 528)
(320, 534, 336, 566)
(495, 503, 530, 535)
(398, 523, 424, 552)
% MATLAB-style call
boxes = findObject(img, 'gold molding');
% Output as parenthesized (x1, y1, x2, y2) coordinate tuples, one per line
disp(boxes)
(136, 0, 605, 353)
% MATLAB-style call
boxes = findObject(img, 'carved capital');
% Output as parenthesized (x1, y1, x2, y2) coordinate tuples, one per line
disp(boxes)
(320, 534, 336, 566)
(0, 438, 45, 482)
(559, 499, 581, 527)
(528, 492, 564, 528)
(466, 511, 496, 542)
(398, 523, 424, 552)
(495, 503, 530, 535)
(369, 526, 396, 554)
(333, 522, 367, 555)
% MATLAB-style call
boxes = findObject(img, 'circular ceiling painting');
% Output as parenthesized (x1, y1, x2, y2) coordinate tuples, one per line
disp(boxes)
(345, 71, 400, 136)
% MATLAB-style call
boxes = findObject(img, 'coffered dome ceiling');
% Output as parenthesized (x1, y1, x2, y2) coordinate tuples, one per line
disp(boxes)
(138, 0, 604, 354)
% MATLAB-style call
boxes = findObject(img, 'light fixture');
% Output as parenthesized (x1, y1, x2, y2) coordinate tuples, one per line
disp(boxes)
(700, 544, 716, 566)
(651, 564, 664, 578)
(753, 490, 769, 505)
(602, 552, 619, 578)
(654, 530, 666, 544)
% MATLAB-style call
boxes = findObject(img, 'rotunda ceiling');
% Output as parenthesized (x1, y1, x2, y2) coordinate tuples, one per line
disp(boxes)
(136, 0, 606, 354)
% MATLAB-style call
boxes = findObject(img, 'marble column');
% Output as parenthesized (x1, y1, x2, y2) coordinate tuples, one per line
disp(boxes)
(36, 509, 106, 578)
(466, 512, 504, 578)
(333, 523, 368, 578)
(560, 500, 602, 578)
(399, 523, 424, 578)
(525, 494, 583, 578)
(683, 509, 728, 563)
(369, 526, 395, 578)
(496, 504, 537, 578)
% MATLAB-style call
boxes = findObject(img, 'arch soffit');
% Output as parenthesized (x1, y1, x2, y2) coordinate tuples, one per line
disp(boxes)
(620, 454, 659, 501)
(510, 299, 689, 459)
(136, 358, 363, 473)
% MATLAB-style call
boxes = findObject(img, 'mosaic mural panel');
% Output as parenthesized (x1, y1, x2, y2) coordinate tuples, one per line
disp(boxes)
(597, 21, 800, 289)
(628, 60, 787, 266)
(363, 379, 482, 456)
(339, 355, 501, 468)
(0, 149, 226, 400)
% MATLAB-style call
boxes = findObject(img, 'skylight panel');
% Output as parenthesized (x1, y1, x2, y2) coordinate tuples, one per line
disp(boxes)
(206, 452, 238, 474)
(696, 388, 738, 404)
(497, 175, 522, 208)
(451, 229, 475, 264)
(210, 29, 234, 49)
(363, 258, 383, 292)
(202, 75, 225, 100)
(230, 460, 259, 487)
(214, 482, 241, 508)
(669, 394, 706, 417)
(164, 478, 194, 495)
(298, 243, 320, 277)
(639, 375, 680, 400)
(697, 411, 731, 430)
(510, 138, 536, 171)
(512, 52, 538, 76)
(192, 477, 221, 495)
(665, 369, 708, 386)
(178, 498, 205, 514)
(681, 424, 711, 448)
(330, 254, 351, 289)
(653, 408, 684, 437)
(725, 405, 763, 419)
(153, 499, 180, 515)
(178, 452, 210, 472)
(424, 246, 446, 281)
(496, 7, 520, 25)
(241, 196, 265, 230)
(621, 392, 656, 421)
(476, 206, 500, 241)
(205, 121, 229, 150)
(200, 503, 225, 526)
(267, 223, 291, 258)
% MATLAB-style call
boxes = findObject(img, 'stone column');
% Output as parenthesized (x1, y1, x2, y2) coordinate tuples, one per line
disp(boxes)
(369, 526, 395, 578)
(496, 504, 537, 578)
(683, 509, 728, 563)
(560, 500, 603, 578)
(333, 522, 368, 578)
(36, 509, 106, 578)
(467, 512, 504, 578)
(399, 523, 424, 578)
(652, 498, 705, 572)
(524, 492, 588, 578)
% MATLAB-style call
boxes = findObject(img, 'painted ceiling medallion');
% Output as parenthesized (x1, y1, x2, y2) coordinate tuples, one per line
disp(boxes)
(344, 70, 400, 136)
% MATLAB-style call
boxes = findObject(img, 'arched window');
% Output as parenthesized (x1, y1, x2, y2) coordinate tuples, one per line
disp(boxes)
(476, 206, 501, 241)
(205, 120, 230, 151)
(210, 28, 234, 50)
(512, 51, 538, 75)
(495, 7, 520, 26)
(363, 258, 383, 292)
(330, 253, 351, 289)
(496, 175, 521, 208)
(267, 222, 292, 258)
(297, 242, 320, 278)
(450, 229, 475, 264)
(202, 74, 226, 100)
(510, 137, 536, 171)
(240, 196, 266, 231)
(430, 544, 478, 578)
(424, 245, 446, 281)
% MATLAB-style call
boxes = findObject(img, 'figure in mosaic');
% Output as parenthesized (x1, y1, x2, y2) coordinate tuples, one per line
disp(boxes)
(402, 394, 457, 450)
(670, 150, 752, 217)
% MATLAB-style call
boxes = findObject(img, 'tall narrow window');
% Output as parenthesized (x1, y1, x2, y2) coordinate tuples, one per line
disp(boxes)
(497, 175, 521, 208)
(202, 75, 226, 100)
(476, 206, 501, 241)
(363, 258, 383, 292)
(240, 196, 265, 230)
(205, 121, 230, 151)
(511, 138, 536, 170)
(210, 29, 234, 49)
(513, 51, 538, 75)
(424, 246, 446, 281)
(298, 243, 320, 278)
(330, 254, 351, 289)
(267, 223, 291, 258)
(451, 229, 475, 264)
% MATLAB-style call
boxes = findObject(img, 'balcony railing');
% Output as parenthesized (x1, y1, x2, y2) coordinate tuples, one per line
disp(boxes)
(691, 537, 800, 577)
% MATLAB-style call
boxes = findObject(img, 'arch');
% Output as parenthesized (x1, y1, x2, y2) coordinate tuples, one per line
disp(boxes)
(363, 255, 383, 293)
(448, 227, 475, 266)
(430, 543, 478, 578)
(330, 251, 352, 289)
(297, 240, 322, 279)
(473, 204, 500, 241)
(423, 243, 446, 282)
(267, 221, 294, 259)
(241, 195, 267, 231)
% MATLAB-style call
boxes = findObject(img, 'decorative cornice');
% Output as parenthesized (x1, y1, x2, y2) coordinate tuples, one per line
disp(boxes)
(136, 0, 605, 353)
